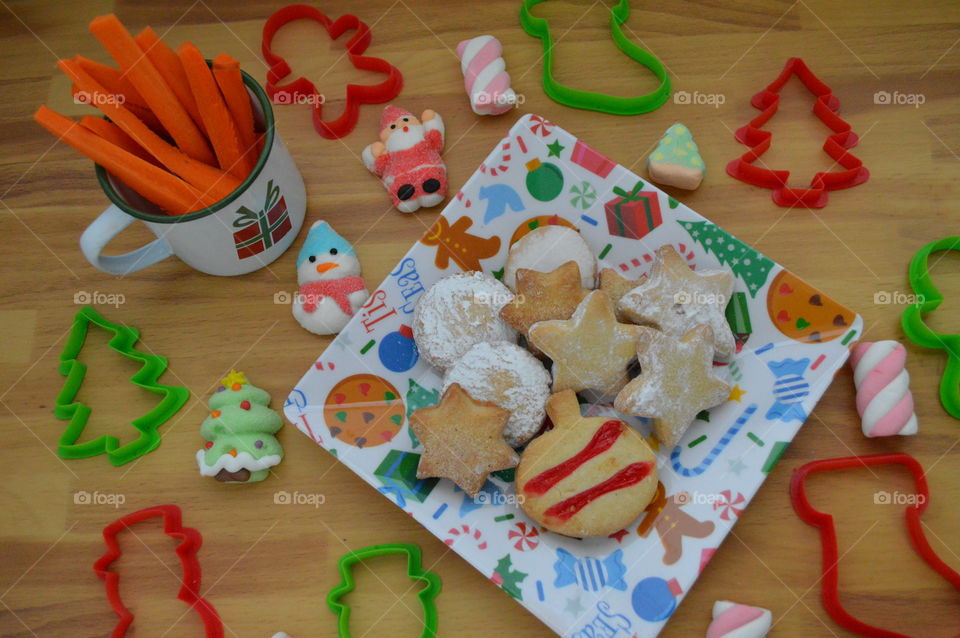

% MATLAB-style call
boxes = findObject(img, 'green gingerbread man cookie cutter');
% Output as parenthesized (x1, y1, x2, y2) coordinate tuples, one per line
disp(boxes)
(327, 543, 441, 638)
(901, 236, 960, 419)
(520, 0, 671, 115)
(55, 306, 190, 465)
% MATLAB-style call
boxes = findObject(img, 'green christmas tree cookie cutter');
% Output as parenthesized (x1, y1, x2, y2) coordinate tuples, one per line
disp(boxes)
(327, 543, 441, 638)
(520, 0, 671, 115)
(55, 306, 190, 465)
(901, 236, 960, 419)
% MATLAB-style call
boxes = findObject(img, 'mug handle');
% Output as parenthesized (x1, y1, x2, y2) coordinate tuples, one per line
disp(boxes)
(80, 205, 174, 275)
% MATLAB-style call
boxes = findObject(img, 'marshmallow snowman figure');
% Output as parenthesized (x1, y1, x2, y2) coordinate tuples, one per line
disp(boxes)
(292, 221, 369, 335)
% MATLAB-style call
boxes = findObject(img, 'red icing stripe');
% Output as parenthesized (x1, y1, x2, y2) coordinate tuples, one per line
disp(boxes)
(523, 420, 624, 496)
(544, 462, 653, 522)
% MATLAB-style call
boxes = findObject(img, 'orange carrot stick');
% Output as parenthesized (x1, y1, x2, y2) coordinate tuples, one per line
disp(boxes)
(35, 106, 215, 214)
(179, 42, 251, 179)
(88, 14, 215, 165)
(78, 115, 155, 163)
(212, 53, 259, 167)
(61, 59, 241, 203)
(73, 55, 149, 109)
(134, 26, 205, 134)
(70, 81, 165, 132)
(122, 102, 166, 133)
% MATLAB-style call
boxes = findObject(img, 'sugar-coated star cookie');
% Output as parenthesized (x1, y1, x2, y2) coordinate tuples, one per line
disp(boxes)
(614, 325, 731, 448)
(528, 290, 642, 396)
(411, 383, 519, 497)
(617, 245, 736, 361)
(516, 390, 658, 537)
(599, 268, 646, 321)
(500, 261, 591, 342)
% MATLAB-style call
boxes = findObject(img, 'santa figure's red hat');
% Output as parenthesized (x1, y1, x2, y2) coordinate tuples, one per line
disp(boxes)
(380, 105, 413, 131)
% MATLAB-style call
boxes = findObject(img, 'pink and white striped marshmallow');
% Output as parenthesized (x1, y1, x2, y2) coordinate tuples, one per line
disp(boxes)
(706, 601, 772, 638)
(850, 340, 918, 437)
(456, 35, 516, 116)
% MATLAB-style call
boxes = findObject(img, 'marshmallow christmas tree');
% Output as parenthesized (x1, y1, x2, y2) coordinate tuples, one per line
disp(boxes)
(196, 370, 283, 483)
(647, 123, 705, 190)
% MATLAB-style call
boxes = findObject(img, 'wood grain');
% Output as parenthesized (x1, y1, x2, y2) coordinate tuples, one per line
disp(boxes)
(1, 1, 959, 636)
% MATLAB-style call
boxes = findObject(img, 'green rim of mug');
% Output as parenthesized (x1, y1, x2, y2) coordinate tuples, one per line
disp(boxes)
(95, 65, 276, 225)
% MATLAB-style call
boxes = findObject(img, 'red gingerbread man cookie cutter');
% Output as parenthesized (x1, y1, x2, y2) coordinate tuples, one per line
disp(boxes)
(261, 4, 403, 139)
(93, 504, 224, 637)
(790, 453, 960, 637)
(726, 57, 869, 208)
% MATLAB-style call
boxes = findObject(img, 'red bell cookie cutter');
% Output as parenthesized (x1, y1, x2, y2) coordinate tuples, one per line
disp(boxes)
(726, 57, 869, 208)
(790, 453, 960, 637)
(94, 504, 224, 637)
(261, 4, 403, 139)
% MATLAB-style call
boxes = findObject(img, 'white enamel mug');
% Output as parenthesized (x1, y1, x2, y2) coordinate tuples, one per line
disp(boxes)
(80, 70, 306, 276)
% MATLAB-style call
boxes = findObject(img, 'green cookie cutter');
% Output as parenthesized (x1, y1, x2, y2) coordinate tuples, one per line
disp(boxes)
(901, 236, 960, 419)
(327, 543, 441, 638)
(55, 306, 190, 465)
(520, 0, 671, 115)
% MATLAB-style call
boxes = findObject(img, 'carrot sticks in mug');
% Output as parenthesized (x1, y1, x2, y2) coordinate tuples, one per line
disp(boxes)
(36, 13, 260, 215)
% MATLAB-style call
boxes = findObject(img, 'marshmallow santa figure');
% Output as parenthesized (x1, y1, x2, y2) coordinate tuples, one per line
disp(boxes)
(293, 221, 369, 335)
(362, 105, 447, 212)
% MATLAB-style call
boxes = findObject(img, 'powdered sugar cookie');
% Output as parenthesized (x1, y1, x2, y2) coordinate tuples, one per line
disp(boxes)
(413, 271, 516, 369)
(503, 225, 596, 290)
(618, 245, 736, 362)
(517, 390, 658, 537)
(442, 341, 551, 446)
(615, 325, 731, 448)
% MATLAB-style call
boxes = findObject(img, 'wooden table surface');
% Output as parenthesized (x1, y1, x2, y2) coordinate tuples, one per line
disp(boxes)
(2, 1, 959, 636)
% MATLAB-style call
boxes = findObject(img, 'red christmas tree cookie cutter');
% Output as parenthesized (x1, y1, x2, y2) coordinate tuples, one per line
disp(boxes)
(790, 453, 960, 637)
(93, 504, 224, 637)
(261, 4, 403, 139)
(726, 57, 869, 208)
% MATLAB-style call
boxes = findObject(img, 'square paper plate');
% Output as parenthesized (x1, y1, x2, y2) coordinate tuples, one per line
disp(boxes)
(285, 114, 862, 637)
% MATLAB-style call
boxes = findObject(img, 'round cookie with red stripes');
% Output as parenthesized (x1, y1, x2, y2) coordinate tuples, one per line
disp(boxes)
(516, 390, 658, 538)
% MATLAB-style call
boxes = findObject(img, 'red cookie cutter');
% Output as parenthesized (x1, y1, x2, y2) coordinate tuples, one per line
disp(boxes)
(261, 4, 403, 139)
(791, 453, 960, 637)
(726, 57, 869, 208)
(93, 504, 224, 638)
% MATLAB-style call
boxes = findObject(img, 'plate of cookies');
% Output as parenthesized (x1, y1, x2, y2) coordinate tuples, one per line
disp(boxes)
(285, 114, 862, 637)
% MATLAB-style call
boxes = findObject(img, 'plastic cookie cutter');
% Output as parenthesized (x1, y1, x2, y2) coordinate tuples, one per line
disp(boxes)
(55, 306, 189, 466)
(902, 236, 960, 419)
(261, 4, 403, 139)
(790, 453, 960, 637)
(726, 57, 869, 208)
(519, 0, 670, 115)
(327, 543, 441, 638)
(94, 504, 224, 637)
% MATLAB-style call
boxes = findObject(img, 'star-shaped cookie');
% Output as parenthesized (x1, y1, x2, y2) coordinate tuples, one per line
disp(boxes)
(617, 245, 736, 361)
(410, 383, 518, 497)
(528, 290, 643, 395)
(599, 268, 646, 321)
(500, 261, 591, 340)
(614, 325, 731, 448)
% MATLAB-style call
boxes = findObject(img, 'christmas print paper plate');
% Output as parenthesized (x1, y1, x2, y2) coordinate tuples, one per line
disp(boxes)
(285, 114, 862, 637)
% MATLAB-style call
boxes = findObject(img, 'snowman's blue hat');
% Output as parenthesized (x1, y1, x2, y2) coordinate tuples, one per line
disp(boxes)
(296, 220, 357, 268)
